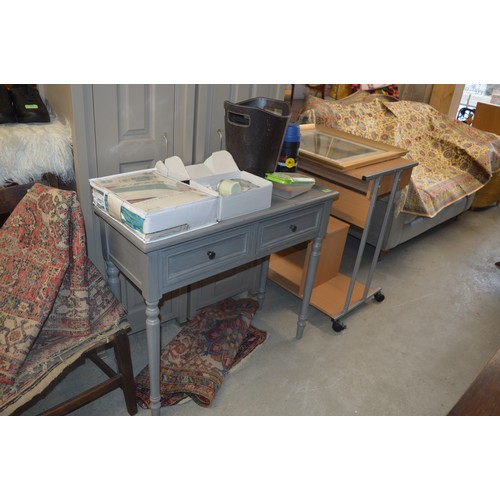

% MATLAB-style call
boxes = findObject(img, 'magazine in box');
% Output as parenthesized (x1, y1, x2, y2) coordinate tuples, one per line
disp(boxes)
(89, 168, 218, 241)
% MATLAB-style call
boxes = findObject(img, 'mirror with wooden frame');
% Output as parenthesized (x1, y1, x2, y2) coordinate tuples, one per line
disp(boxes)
(299, 124, 407, 171)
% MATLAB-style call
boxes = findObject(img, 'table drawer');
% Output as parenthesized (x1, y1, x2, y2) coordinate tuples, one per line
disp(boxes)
(162, 227, 255, 286)
(257, 207, 322, 254)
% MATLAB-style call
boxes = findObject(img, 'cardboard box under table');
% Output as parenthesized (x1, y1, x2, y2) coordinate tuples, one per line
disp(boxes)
(89, 169, 219, 242)
(159, 150, 272, 221)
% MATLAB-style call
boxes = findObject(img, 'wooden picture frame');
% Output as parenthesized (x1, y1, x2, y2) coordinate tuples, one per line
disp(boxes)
(299, 124, 407, 171)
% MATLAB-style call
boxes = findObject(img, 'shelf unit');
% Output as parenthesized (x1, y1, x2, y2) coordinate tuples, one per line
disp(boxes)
(269, 216, 365, 319)
(269, 153, 417, 331)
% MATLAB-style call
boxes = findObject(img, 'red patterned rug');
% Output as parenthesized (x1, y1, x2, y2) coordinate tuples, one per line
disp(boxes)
(135, 297, 267, 408)
(0, 184, 128, 415)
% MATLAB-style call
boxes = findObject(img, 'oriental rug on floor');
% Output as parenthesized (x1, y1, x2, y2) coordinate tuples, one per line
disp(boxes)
(135, 297, 267, 408)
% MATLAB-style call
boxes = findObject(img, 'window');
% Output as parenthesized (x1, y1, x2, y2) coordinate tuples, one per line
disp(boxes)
(457, 84, 500, 122)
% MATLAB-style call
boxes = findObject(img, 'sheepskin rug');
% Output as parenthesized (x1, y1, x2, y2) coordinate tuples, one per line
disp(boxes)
(0, 119, 74, 187)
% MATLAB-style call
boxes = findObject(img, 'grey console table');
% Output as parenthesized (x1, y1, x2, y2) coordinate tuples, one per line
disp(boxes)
(95, 185, 338, 415)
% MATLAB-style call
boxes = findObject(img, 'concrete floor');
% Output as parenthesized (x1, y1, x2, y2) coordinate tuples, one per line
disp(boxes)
(26, 203, 500, 416)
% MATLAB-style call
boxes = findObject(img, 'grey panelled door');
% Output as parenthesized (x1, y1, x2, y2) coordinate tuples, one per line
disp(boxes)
(92, 84, 194, 329)
(92, 84, 286, 176)
(93, 84, 189, 175)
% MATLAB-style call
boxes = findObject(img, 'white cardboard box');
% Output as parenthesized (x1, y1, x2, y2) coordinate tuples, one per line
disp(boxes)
(89, 168, 219, 241)
(159, 150, 273, 221)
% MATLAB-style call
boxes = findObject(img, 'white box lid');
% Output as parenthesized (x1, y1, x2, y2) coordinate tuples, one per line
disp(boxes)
(156, 150, 242, 181)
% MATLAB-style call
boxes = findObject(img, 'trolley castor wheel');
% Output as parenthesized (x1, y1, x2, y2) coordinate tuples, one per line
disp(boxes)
(374, 291, 385, 302)
(332, 319, 346, 332)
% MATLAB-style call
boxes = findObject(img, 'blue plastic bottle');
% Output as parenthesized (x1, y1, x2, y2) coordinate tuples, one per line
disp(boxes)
(276, 123, 301, 172)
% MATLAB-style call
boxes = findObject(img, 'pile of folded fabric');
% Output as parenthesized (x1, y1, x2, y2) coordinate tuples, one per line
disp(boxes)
(135, 297, 268, 409)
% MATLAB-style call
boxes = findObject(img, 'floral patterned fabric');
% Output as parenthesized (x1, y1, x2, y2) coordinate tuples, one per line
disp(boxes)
(135, 297, 267, 408)
(0, 183, 128, 414)
(300, 93, 499, 217)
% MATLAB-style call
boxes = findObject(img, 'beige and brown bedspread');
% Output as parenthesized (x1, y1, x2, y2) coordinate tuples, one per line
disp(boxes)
(300, 93, 499, 217)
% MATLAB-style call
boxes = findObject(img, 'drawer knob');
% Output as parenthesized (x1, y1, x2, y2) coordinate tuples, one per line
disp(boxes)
(289, 224, 297, 232)
(207, 250, 216, 260)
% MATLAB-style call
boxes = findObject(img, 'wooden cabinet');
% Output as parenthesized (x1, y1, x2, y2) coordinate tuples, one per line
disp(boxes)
(470, 102, 500, 208)
(472, 102, 500, 134)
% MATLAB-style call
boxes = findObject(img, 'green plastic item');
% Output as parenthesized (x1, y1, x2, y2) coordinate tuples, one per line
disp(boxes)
(265, 172, 315, 185)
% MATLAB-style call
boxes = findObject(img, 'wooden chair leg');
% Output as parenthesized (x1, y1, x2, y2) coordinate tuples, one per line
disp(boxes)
(10, 330, 138, 416)
(40, 332, 138, 416)
(113, 331, 138, 415)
